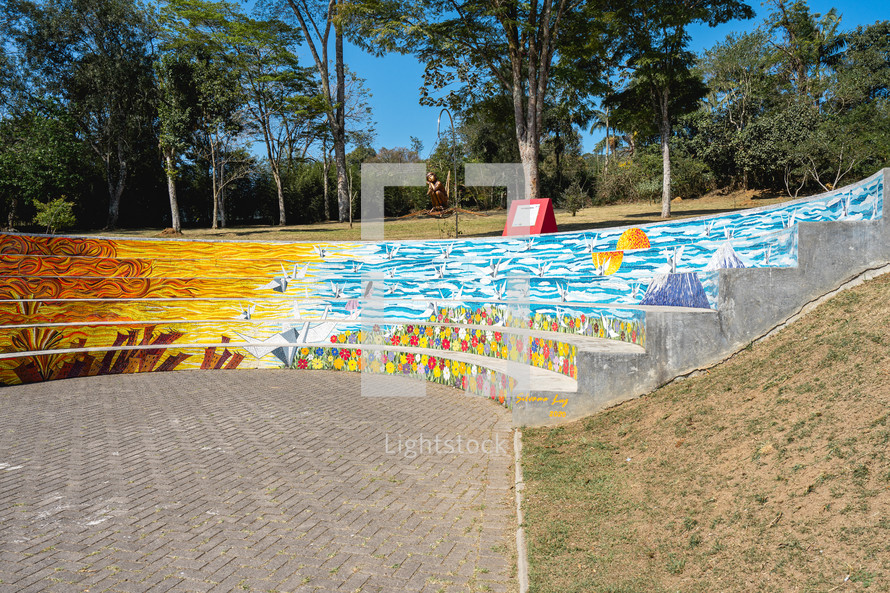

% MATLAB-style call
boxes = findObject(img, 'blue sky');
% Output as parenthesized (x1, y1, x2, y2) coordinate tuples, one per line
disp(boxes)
(333, 1, 885, 158)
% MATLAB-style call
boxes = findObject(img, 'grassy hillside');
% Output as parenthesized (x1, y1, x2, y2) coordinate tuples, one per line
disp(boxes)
(522, 272, 890, 593)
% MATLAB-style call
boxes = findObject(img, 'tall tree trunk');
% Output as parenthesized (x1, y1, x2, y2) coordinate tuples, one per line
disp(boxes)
(164, 148, 181, 232)
(210, 141, 219, 229)
(659, 86, 672, 219)
(105, 140, 127, 229)
(334, 139, 349, 223)
(516, 138, 541, 201)
(257, 105, 286, 226)
(219, 174, 227, 229)
(323, 137, 330, 220)
(512, 80, 541, 200)
(7, 197, 17, 229)
(334, 25, 349, 222)
(284, 0, 350, 221)
(274, 167, 286, 226)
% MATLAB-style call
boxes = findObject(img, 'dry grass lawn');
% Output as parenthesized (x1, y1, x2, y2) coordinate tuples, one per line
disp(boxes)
(522, 272, 890, 593)
(79, 189, 790, 241)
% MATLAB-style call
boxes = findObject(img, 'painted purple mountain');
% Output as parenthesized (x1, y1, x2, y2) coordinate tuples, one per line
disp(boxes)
(704, 242, 746, 271)
(640, 272, 710, 308)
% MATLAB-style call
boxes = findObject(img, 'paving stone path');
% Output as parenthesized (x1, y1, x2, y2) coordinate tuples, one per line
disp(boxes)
(0, 371, 516, 593)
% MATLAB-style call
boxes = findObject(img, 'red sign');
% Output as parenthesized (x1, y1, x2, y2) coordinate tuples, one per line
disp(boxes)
(503, 199, 558, 236)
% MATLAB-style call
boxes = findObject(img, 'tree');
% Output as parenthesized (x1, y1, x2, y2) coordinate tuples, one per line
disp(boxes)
(160, 0, 253, 229)
(3, 0, 159, 229)
(607, 0, 754, 217)
(697, 30, 772, 188)
(347, 0, 605, 201)
(795, 20, 890, 192)
(541, 79, 594, 196)
(0, 108, 84, 228)
(278, 0, 352, 222)
(765, 0, 842, 102)
(226, 10, 323, 225)
(155, 53, 200, 232)
(460, 95, 521, 166)
(832, 21, 890, 109)
(317, 67, 375, 221)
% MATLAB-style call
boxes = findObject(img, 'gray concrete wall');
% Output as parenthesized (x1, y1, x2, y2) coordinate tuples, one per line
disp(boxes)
(514, 168, 890, 427)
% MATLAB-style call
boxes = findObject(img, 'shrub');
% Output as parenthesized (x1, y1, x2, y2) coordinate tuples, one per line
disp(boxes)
(33, 197, 76, 233)
(559, 180, 589, 216)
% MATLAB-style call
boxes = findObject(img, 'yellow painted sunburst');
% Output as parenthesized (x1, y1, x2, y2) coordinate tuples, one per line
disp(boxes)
(616, 227, 651, 250)
(592, 250, 623, 275)
(591, 228, 650, 275)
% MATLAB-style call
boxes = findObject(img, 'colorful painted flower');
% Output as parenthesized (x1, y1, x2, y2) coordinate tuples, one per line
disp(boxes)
(297, 358, 308, 369)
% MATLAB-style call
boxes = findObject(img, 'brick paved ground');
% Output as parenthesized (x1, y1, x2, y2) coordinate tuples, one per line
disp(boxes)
(0, 370, 516, 593)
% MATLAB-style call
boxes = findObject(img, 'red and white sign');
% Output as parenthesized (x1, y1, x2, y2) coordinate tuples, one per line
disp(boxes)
(503, 198, 558, 236)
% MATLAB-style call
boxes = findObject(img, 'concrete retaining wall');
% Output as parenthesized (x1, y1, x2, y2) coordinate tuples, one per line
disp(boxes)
(513, 168, 890, 426)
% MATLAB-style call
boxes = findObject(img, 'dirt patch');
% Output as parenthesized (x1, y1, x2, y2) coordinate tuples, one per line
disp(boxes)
(523, 272, 890, 593)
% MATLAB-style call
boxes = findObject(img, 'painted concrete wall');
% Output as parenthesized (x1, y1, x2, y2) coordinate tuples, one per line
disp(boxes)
(1, 168, 886, 428)
(513, 168, 890, 425)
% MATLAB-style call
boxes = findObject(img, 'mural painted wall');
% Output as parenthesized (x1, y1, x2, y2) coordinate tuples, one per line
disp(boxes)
(0, 171, 883, 408)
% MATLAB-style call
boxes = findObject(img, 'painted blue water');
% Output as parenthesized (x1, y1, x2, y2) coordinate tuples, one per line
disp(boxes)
(263, 173, 883, 317)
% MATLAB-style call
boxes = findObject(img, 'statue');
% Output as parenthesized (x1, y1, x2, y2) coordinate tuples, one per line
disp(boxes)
(426, 172, 449, 213)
